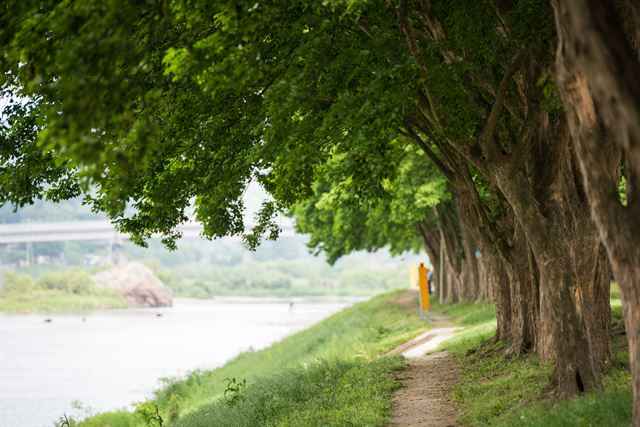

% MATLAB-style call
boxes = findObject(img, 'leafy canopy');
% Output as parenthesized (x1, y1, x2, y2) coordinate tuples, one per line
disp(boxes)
(1, 0, 422, 247)
(295, 143, 448, 263)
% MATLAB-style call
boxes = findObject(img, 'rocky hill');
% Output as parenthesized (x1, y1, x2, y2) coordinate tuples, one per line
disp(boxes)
(93, 262, 173, 307)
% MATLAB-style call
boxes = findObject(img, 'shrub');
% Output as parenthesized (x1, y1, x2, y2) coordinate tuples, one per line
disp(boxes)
(2, 272, 34, 294)
(36, 271, 95, 294)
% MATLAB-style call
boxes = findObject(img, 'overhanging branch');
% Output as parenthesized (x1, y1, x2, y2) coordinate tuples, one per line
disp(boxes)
(398, 124, 456, 182)
(480, 48, 525, 149)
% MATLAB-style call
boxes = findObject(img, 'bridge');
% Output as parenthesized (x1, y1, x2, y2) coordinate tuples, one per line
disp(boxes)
(0, 219, 299, 290)
(0, 219, 297, 244)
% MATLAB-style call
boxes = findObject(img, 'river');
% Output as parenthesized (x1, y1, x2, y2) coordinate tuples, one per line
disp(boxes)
(0, 298, 358, 427)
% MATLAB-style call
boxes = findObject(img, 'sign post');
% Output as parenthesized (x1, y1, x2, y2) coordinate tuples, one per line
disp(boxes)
(439, 236, 445, 304)
(418, 262, 430, 319)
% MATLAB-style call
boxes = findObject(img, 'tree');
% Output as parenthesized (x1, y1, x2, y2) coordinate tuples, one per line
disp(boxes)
(0, 98, 80, 207)
(391, 0, 612, 393)
(294, 145, 434, 264)
(293, 143, 488, 301)
(552, 0, 640, 422)
(0, 0, 634, 410)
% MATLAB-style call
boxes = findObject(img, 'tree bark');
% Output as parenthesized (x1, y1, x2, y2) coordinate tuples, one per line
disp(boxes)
(459, 211, 481, 300)
(491, 155, 611, 396)
(622, 282, 640, 427)
(434, 203, 464, 302)
(505, 220, 537, 355)
(452, 161, 540, 353)
(553, 1, 640, 420)
(400, 0, 612, 397)
(477, 257, 492, 301)
(454, 190, 512, 341)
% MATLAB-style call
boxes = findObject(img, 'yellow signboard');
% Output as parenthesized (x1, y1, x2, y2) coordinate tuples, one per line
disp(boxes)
(409, 264, 419, 289)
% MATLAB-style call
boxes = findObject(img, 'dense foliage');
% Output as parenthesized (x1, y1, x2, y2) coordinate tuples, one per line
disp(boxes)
(294, 145, 447, 263)
(0, 0, 418, 249)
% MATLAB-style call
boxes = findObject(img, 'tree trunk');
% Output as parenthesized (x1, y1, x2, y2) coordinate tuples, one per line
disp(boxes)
(422, 201, 484, 303)
(489, 253, 512, 343)
(444, 256, 458, 303)
(528, 240, 541, 354)
(580, 244, 613, 369)
(419, 221, 441, 295)
(493, 164, 611, 396)
(398, 0, 614, 400)
(505, 221, 537, 355)
(552, 1, 640, 419)
(539, 252, 601, 395)
(453, 165, 541, 351)
(455, 191, 512, 341)
(459, 211, 481, 300)
(621, 280, 640, 427)
(446, 77, 613, 394)
(434, 203, 464, 302)
(477, 257, 492, 302)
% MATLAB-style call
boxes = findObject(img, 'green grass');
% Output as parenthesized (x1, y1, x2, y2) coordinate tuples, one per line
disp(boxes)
(64, 287, 633, 427)
(431, 299, 496, 326)
(435, 288, 632, 427)
(171, 358, 405, 427)
(0, 289, 128, 312)
(77, 411, 140, 427)
(77, 289, 429, 427)
(1, 268, 128, 312)
(12, 264, 109, 277)
(494, 384, 632, 427)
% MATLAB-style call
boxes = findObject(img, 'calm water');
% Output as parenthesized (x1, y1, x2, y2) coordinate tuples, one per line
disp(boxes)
(0, 299, 355, 427)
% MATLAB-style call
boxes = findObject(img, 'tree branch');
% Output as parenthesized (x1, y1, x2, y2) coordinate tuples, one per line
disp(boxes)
(398, 124, 456, 182)
(480, 46, 526, 159)
(396, 0, 440, 125)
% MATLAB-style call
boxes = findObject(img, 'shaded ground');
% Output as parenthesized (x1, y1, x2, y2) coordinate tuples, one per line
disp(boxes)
(390, 290, 461, 426)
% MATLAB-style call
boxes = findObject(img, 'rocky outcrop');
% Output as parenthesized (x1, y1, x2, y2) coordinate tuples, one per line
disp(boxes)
(93, 262, 173, 307)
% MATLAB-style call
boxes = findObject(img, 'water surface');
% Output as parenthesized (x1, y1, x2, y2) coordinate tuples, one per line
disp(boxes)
(0, 299, 355, 427)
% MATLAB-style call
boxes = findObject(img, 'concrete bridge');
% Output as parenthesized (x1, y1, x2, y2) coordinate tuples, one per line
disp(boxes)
(0, 219, 296, 244)
(0, 219, 298, 290)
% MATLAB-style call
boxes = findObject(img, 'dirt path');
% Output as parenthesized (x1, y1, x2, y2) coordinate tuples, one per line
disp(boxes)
(390, 352, 461, 427)
(389, 291, 462, 427)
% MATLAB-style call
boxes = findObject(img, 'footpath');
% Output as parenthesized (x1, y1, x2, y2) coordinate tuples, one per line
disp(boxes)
(389, 291, 464, 427)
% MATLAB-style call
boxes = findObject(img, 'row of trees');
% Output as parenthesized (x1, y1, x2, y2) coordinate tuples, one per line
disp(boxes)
(1, 0, 638, 423)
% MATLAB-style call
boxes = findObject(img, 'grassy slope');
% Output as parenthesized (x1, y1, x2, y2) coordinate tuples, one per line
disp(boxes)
(71, 287, 632, 426)
(433, 285, 632, 427)
(78, 290, 428, 427)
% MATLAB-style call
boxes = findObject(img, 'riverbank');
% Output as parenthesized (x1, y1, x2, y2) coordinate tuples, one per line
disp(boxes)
(1, 299, 352, 426)
(0, 268, 378, 314)
(76, 290, 429, 426)
(0, 294, 368, 314)
(174, 295, 367, 305)
(0, 289, 129, 312)
(0, 269, 130, 313)
(69, 288, 631, 426)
